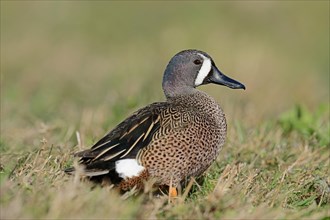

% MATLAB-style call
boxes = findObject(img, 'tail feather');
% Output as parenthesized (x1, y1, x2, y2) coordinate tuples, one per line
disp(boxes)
(74, 149, 98, 158)
(65, 148, 118, 178)
(64, 166, 111, 176)
(64, 167, 75, 175)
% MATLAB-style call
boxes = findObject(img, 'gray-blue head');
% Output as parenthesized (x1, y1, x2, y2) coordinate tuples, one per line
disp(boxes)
(162, 49, 245, 98)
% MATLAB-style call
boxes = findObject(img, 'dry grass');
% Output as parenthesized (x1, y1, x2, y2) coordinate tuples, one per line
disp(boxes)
(1, 118, 329, 219)
(1, 2, 329, 219)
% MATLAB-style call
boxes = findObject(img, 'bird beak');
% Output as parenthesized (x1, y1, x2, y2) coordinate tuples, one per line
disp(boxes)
(206, 65, 245, 90)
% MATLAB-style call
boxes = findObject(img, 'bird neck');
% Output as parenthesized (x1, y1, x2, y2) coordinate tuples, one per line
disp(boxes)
(162, 81, 197, 99)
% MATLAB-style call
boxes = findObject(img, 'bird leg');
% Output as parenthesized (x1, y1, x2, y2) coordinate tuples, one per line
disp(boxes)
(168, 185, 178, 204)
(168, 175, 178, 203)
(169, 186, 178, 197)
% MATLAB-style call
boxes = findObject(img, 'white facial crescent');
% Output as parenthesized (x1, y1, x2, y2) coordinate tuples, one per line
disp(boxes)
(194, 54, 212, 86)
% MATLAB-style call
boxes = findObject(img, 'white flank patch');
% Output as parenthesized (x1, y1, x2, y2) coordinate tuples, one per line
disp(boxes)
(194, 54, 212, 86)
(115, 159, 145, 179)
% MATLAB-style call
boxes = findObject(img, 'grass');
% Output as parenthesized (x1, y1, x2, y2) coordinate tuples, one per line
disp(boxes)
(1, 1, 329, 219)
(1, 109, 329, 219)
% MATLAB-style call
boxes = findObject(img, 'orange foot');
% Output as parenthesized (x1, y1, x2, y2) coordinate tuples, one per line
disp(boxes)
(168, 185, 178, 203)
(169, 186, 177, 197)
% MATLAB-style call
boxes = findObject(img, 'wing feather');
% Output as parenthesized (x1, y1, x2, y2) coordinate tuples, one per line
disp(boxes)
(69, 102, 169, 176)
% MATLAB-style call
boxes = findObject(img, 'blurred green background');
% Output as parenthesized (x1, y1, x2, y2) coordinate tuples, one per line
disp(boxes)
(1, 1, 329, 150)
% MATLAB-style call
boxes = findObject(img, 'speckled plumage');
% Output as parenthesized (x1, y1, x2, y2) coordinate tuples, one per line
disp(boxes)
(65, 49, 245, 191)
(138, 92, 226, 187)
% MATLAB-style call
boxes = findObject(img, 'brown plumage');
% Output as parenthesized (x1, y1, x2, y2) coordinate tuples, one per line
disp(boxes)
(65, 49, 245, 191)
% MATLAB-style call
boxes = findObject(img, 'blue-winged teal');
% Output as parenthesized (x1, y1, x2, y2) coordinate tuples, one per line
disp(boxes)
(66, 49, 245, 196)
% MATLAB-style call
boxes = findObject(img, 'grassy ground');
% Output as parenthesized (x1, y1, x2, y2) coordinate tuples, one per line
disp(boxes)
(1, 2, 329, 219)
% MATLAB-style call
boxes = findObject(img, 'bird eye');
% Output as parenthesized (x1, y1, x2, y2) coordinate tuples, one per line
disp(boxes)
(193, 59, 202, 65)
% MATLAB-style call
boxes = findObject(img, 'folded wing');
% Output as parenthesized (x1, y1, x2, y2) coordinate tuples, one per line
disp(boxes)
(66, 102, 168, 176)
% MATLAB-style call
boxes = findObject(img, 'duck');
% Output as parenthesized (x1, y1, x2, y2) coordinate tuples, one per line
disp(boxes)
(65, 49, 245, 197)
